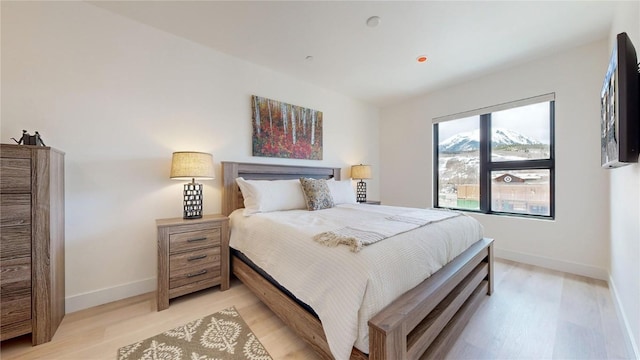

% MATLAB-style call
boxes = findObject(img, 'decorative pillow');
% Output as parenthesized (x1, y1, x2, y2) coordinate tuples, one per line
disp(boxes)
(235, 177, 306, 216)
(299, 178, 335, 211)
(326, 179, 357, 204)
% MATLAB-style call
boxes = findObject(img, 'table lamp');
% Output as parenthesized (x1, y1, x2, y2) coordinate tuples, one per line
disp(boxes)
(351, 164, 372, 203)
(170, 151, 215, 219)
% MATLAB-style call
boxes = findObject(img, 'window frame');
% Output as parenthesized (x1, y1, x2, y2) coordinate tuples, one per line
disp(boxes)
(433, 95, 555, 219)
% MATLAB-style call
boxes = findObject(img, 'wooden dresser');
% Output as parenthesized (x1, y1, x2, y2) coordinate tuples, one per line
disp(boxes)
(0, 144, 65, 345)
(156, 214, 229, 311)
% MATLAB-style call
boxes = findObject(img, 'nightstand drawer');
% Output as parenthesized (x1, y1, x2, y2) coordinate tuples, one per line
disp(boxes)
(169, 228, 220, 254)
(169, 246, 220, 273)
(169, 263, 220, 289)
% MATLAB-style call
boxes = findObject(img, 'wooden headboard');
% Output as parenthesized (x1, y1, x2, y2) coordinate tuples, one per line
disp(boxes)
(221, 162, 341, 216)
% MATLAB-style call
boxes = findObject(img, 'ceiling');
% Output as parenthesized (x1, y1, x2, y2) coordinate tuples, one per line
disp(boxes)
(89, 1, 619, 107)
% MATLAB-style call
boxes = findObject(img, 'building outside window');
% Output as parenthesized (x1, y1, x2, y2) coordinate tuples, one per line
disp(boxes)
(433, 94, 555, 218)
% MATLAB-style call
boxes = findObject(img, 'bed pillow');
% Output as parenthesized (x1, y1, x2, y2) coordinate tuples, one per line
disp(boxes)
(327, 179, 357, 204)
(299, 178, 335, 211)
(235, 177, 306, 216)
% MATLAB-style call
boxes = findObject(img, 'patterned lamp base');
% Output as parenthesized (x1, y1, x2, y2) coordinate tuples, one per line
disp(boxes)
(356, 180, 367, 203)
(183, 182, 203, 219)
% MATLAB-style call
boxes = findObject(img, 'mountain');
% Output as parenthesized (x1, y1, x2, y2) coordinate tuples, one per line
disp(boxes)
(439, 128, 541, 153)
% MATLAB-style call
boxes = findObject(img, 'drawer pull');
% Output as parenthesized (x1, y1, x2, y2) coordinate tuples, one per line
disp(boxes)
(186, 269, 207, 278)
(187, 237, 207, 243)
(188, 254, 207, 261)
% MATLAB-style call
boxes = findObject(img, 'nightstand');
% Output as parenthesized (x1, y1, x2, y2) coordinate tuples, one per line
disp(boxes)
(156, 214, 229, 311)
(362, 200, 381, 205)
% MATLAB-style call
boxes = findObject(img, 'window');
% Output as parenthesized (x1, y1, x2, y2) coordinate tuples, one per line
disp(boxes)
(433, 94, 555, 218)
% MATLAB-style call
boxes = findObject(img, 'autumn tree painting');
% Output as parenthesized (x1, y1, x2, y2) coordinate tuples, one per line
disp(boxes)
(252, 95, 323, 160)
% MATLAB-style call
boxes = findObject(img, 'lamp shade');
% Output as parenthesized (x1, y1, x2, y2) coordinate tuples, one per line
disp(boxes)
(170, 151, 215, 180)
(351, 164, 372, 180)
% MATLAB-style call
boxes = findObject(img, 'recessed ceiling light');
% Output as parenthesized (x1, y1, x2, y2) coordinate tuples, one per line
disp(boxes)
(366, 16, 381, 27)
(416, 55, 428, 63)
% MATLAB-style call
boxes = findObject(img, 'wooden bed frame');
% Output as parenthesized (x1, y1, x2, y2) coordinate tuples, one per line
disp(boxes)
(221, 161, 494, 360)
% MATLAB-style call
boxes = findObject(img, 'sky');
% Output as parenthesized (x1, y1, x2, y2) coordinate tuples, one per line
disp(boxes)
(437, 102, 551, 144)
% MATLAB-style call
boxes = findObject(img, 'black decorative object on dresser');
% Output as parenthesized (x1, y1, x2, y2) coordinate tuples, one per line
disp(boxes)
(156, 214, 229, 311)
(0, 144, 65, 345)
(10, 130, 46, 146)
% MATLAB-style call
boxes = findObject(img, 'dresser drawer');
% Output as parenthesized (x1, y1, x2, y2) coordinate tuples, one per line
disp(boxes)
(169, 228, 220, 254)
(0, 194, 31, 228)
(0, 158, 31, 193)
(0, 257, 32, 325)
(0, 225, 31, 260)
(170, 246, 220, 273)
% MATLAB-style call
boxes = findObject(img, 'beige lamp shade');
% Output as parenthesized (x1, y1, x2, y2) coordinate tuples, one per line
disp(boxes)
(351, 164, 372, 180)
(170, 151, 215, 180)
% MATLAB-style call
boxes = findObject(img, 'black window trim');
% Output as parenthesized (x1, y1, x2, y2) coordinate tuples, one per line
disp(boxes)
(433, 95, 555, 219)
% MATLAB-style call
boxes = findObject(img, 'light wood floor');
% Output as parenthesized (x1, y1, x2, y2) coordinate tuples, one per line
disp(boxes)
(0, 259, 632, 359)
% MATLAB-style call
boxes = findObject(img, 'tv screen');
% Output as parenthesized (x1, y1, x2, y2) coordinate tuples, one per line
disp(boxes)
(601, 32, 640, 168)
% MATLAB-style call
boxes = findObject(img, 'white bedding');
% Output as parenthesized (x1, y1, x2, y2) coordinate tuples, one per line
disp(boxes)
(229, 204, 484, 360)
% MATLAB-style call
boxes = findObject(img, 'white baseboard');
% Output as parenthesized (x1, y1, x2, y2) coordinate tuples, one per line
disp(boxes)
(608, 275, 640, 359)
(65, 277, 155, 314)
(494, 248, 608, 280)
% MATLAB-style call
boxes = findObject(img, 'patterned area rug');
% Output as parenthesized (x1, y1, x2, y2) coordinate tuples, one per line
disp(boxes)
(118, 306, 272, 360)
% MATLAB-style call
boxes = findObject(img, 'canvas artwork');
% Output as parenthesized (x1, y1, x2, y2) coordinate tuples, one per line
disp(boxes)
(252, 95, 323, 160)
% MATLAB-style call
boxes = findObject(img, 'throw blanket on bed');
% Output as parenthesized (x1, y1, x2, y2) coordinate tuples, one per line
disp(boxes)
(313, 209, 462, 252)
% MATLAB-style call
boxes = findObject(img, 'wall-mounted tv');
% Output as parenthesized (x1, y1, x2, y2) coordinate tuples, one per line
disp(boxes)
(601, 32, 640, 168)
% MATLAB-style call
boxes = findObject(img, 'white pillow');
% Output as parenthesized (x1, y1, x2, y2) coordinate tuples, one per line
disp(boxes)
(326, 179, 357, 204)
(235, 177, 306, 216)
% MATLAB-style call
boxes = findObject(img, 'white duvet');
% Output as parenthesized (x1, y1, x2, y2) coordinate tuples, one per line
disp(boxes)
(229, 204, 483, 360)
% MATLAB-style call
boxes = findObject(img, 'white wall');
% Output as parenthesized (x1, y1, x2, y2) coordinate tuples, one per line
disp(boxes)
(608, 2, 640, 357)
(381, 3, 640, 353)
(380, 39, 611, 279)
(1, 2, 379, 312)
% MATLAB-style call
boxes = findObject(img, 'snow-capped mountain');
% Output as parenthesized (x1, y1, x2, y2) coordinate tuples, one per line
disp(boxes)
(439, 128, 541, 153)
(492, 128, 541, 146)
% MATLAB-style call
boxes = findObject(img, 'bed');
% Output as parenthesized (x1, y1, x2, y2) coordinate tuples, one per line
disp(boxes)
(221, 161, 494, 360)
